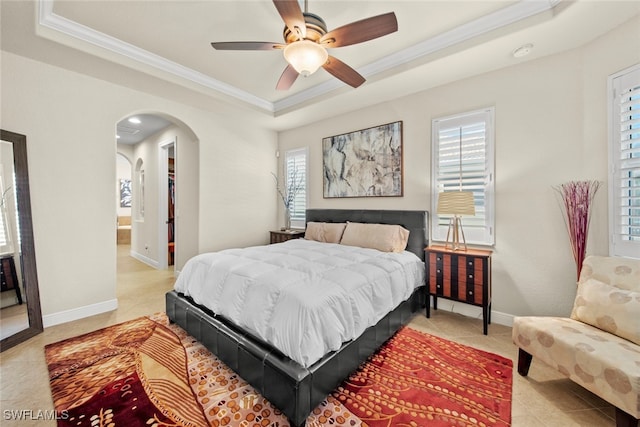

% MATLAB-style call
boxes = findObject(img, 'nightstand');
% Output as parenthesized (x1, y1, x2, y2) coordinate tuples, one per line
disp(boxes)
(425, 245, 493, 334)
(270, 230, 305, 244)
(0, 255, 22, 305)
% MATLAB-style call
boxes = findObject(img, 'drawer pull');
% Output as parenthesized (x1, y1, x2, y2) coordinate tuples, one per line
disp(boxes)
(468, 291, 473, 295)
(437, 269, 441, 273)
(468, 274, 473, 279)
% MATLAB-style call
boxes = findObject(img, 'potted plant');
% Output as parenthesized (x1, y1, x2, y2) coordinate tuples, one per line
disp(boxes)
(272, 168, 304, 231)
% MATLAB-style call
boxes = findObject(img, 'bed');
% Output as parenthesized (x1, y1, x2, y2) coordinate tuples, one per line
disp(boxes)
(166, 209, 428, 426)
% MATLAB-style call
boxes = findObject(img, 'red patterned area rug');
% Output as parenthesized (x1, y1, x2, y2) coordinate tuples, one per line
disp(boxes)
(45, 314, 512, 427)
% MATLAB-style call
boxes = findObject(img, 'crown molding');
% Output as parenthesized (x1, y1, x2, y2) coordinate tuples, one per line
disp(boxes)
(371, 0, 560, 67)
(37, 0, 274, 113)
(38, 0, 560, 116)
(276, 0, 560, 112)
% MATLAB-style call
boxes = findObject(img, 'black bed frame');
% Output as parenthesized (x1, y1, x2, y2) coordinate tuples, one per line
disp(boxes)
(166, 209, 428, 426)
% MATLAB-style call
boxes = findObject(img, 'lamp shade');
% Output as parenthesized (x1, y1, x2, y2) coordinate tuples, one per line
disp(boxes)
(437, 191, 476, 216)
(283, 40, 328, 77)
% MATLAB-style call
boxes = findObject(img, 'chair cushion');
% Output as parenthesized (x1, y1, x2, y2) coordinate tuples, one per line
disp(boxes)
(579, 256, 640, 291)
(513, 316, 640, 418)
(571, 278, 640, 345)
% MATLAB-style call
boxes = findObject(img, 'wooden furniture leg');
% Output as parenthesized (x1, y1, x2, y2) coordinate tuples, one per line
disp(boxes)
(517, 348, 533, 376)
(615, 408, 639, 427)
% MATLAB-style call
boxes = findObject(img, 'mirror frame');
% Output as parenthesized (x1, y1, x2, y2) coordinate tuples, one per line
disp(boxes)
(0, 129, 43, 351)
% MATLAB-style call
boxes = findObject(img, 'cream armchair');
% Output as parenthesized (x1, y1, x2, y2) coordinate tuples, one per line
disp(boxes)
(512, 255, 640, 427)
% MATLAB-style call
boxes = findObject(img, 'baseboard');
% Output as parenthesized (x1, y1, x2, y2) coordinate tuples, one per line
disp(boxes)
(130, 250, 159, 269)
(43, 298, 118, 328)
(491, 310, 514, 327)
(429, 300, 514, 327)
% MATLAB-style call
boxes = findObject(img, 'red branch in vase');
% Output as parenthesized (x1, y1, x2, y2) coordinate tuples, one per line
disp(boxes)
(555, 180, 601, 281)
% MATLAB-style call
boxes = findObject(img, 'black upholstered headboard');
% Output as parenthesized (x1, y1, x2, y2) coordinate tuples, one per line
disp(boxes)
(305, 209, 429, 261)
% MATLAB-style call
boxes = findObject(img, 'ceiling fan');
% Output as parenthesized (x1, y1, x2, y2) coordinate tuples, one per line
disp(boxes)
(211, 0, 398, 90)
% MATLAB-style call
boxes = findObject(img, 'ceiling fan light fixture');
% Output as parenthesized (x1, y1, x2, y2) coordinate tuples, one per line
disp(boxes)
(283, 40, 328, 77)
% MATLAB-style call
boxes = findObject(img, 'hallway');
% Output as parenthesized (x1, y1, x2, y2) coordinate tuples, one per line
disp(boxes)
(115, 244, 175, 320)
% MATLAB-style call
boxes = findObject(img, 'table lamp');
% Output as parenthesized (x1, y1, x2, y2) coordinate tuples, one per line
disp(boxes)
(437, 191, 475, 251)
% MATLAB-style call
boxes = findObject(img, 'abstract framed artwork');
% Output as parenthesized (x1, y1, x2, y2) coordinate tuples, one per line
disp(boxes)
(323, 121, 403, 198)
(120, 179, 132, 208)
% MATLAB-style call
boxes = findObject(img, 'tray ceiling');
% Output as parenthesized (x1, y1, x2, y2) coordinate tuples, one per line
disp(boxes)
(3, 1, 639, 129)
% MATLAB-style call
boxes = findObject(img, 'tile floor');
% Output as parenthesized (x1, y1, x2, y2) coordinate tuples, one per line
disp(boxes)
(1, 304, 29, 341)
(0, 246, 617, 426)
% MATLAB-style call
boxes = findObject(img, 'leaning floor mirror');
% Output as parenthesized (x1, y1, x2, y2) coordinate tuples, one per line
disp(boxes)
(0, 129, 43, 351)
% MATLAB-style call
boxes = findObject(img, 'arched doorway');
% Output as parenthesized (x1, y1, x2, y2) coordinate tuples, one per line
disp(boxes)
(115, 112, 199, 273)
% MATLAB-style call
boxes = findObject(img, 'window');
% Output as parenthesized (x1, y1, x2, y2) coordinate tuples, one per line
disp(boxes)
(284, 148, 308, 229)
(431, 108, 495, 246)
(0, 174, 11, 252)
(609, 65, 640, 258)
(0, 166, 17, 255)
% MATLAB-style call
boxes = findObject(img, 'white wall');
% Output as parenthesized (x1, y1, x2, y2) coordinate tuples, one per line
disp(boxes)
(278, 16, 640, 323)
(1, 51, 278, 325)
(130, 131, 162, 266)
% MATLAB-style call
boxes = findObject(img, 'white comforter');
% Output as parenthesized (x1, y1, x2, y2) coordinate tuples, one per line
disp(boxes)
(174, 239, 425, 367)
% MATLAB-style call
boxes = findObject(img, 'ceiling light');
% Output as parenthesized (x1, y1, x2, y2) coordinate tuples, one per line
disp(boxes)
(512, 43, 533, 58)
(128, 117, 141, 124)
(283, 40, 328, 77)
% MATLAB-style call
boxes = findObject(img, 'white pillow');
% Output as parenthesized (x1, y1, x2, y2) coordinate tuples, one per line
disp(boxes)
(340, 222, 410, 253)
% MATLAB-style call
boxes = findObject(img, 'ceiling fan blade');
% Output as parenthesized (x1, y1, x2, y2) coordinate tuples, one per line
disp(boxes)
(320, 12, 397, 48)
(211, 41, 284, 51)
(273, 0, 306, 40)
(276, 64, 299, 90)
(322, 56, 365, 88)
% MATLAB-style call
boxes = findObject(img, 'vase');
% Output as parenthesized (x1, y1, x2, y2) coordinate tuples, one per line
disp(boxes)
(283, 209, 291, 231)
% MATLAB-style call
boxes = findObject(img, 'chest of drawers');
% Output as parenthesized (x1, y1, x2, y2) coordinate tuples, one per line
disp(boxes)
(425, 245, 492, 334)
(0, 255, 22, 305)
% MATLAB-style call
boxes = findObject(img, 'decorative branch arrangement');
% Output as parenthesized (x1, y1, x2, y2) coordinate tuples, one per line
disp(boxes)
(0, 186, 12, 208)
(272, 169, 304, 230)
(554, 180, 601, 281)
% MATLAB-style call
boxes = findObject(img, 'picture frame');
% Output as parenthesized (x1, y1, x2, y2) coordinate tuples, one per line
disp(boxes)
(120, 179, 132, 208)
(322, 121, 403, 198)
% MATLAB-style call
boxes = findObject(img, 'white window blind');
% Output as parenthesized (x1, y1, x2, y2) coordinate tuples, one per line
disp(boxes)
(609, 65, 640, 258)
(285, 148, 307, 229)
(431, 108, 495, 245)
(0, 170, 15, 254)
(0, 203, 8, 248)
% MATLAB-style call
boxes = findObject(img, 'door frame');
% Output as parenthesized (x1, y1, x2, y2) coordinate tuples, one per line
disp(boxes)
(158, 138, 176, 270)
